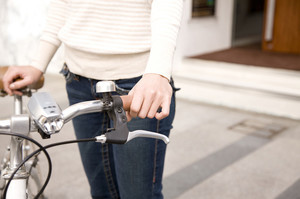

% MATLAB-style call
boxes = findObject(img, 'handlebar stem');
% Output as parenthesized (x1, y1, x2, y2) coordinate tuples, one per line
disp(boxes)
(14, 95, 23, 115)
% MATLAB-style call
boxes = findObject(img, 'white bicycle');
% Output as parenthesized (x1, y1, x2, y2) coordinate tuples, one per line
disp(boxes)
(0, 67, 169, 199)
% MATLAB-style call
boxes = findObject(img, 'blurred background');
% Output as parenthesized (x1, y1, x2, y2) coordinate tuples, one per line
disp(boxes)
(0, 0, 300, 198)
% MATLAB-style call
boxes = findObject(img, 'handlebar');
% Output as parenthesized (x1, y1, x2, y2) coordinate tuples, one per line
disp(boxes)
(0, 119, 10, 133)
(3, 80, 169, 144)
(0, 92, 169, 144)
(61, 95, 132, 123)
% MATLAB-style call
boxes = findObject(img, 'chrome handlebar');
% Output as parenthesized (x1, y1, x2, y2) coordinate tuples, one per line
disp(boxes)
(61, 100, 109, 123)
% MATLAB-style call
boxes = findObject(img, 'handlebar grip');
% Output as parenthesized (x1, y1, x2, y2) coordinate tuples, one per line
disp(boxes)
(120, 95, 132, 111)
(28, 76, 45, 90)
(0, 66, 45, 91)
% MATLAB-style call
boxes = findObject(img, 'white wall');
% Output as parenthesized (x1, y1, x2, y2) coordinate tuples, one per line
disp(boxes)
(0, 0, 63, 74)
(0, 0, 50, 66)
(178, 0, 235, 57)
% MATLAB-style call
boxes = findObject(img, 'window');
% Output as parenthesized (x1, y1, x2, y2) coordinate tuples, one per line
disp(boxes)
(192, 0, 216, 18)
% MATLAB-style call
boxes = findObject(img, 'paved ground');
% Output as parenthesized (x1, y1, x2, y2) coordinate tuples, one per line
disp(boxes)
(1, 74, 300, 199)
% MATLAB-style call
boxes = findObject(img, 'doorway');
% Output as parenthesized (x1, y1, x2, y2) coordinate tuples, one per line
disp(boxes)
(232, 0, 264, 47)
(192, 0, 300, 71)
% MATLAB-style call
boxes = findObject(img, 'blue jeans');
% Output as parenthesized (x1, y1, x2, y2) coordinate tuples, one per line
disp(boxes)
(61, 66, 176, 199)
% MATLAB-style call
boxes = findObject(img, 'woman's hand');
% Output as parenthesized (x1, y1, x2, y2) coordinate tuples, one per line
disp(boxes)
(128, 73, 172, 121)
(3, 66, 43, 96)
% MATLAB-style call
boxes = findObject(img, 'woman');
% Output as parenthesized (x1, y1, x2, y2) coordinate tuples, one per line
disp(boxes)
(3, 0, 183, 198)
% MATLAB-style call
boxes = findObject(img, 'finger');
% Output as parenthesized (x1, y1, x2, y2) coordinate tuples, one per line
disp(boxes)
(126, 111, 132, 122)
(120, 95, 132, 111)
(12, 90, 23, 96)
(155, 99, 170, 120)
(147, 97, 161, 119)
(3, 72, 16, 96)
(130, 92, 143, 118)
(3, 80, 13, 96)
(9, 77, 33, 90)
(138, 94, 154, 119)
(121, 95, 133, 121)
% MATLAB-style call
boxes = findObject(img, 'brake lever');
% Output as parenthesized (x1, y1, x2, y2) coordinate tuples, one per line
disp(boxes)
(95, 130, 169, 144)
(95, 95, 169, 144)
(93, 81, 169, 144)
(105, 95, 129, 144)
(127, 130, 169, 144)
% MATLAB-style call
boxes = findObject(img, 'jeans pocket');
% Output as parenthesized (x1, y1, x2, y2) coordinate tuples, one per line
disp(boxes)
(60, 63, 79, 84)
(114, 76, 142, 95)
(170, 77, 180, 92)
(115, 84, 130, 95)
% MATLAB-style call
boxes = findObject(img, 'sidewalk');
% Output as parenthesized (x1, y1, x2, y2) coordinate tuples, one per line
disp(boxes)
(1, 74, 300, 199)
(163, 98, 300, 199)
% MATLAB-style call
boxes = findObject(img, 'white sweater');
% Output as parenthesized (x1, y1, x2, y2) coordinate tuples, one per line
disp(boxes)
(31, 0, 183, 80)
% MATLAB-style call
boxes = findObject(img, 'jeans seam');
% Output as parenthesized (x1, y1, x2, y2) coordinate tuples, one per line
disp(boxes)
(152, 120, 160, 197)
(102, 144, 119, 199)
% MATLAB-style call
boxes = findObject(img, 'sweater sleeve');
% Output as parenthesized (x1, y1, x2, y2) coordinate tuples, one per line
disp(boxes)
(31, 0, 68, 72)
(144, 0, 183, 80)
(30, 40, 59, 72)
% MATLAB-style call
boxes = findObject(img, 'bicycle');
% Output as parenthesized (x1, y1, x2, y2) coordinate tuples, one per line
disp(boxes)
(0, 67, 169, 199)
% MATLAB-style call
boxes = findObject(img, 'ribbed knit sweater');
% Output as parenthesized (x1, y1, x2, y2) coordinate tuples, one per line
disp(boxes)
(31, 0, 183, 80)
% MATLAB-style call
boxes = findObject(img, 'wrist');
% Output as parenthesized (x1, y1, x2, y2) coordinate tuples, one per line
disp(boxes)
(143, 73, 170, 82)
